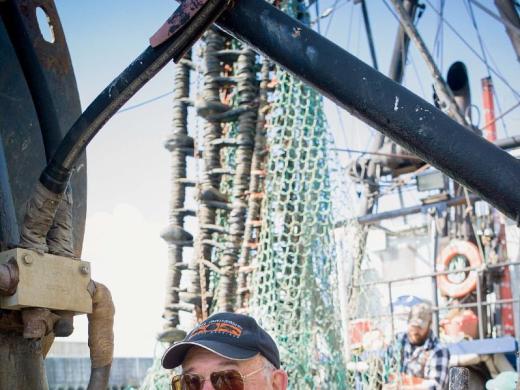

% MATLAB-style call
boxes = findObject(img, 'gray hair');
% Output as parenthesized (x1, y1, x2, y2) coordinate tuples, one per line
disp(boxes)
(261, 356, 277, 379)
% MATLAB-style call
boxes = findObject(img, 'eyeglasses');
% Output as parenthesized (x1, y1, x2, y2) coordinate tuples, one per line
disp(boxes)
(171, 365, 266, 390)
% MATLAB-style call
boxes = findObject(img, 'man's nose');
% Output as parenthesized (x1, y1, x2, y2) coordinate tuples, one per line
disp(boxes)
(202, 381, 216, 390)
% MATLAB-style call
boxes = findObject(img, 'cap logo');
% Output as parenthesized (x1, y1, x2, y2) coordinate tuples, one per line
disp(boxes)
(189, 319, 243, 339)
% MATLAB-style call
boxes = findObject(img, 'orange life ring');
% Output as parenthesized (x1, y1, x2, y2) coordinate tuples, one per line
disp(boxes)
(437, 240, 482, 298)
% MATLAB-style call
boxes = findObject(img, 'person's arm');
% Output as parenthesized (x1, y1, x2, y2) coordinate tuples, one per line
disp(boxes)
(424, 347, 450, 389)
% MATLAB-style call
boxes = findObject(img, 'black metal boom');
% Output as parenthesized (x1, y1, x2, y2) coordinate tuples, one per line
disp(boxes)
(216, 0, 520, 222)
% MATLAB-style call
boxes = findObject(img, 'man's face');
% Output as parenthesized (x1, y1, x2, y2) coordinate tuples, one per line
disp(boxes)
(407, 322, 430, 345)
(181, 346, 288, 390)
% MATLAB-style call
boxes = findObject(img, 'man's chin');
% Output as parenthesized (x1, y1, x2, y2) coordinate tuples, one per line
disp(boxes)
(409, 335, 427, 346)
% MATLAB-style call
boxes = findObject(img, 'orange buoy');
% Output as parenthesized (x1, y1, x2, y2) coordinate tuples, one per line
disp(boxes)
(437, 240, 482, 298)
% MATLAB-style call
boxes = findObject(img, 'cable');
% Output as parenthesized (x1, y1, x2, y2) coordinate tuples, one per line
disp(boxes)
(465, 0, 489, 74)
(334, 105, 350, 155)
(470, 0, 520, 36)
(409, 51, 427, 99)
(464, 0, 509, 137)
(423, 0, 520, 102)
(116, 89, 175, 114)
(332, 147, 423, 160)
(464, 0, 509, 136)
(433, 0, 446, 73)
(345, 0, 356, 49)
(324, 0, 350, 37)
(478, 100, 520, 132)
(315, 0, 321, 33)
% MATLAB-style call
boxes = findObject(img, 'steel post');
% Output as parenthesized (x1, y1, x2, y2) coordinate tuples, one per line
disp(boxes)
(216, 0, 520, 222)
(388, 282, 395, 337)
(476, 272, 485, 339)
(430, 213, 440, 337)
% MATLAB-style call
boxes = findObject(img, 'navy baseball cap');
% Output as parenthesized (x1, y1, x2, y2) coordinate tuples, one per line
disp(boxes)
(161, 312, 281, 369)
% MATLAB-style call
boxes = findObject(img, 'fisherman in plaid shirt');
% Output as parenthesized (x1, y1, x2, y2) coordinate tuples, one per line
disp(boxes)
(384, 302, 450, 390)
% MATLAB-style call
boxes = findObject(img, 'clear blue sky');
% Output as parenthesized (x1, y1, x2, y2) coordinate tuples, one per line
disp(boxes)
(51, 0, 519, 356)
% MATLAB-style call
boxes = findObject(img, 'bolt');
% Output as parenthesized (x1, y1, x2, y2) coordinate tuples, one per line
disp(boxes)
(79, 265, 89, 275)
(22, 254, 33, 265)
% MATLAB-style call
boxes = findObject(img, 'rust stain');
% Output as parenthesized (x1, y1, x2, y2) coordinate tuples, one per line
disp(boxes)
(18, 0, 72, 75)
(150, 0, 209, 47)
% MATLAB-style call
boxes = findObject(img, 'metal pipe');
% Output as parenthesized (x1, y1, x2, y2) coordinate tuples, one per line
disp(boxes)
(495, 135, 520, 150)
(350, 297, 520, 321)
(476, 271, 485, 339)
(355, 259, 520, 288)
(354, 195, 478, 226)
(0, 258, 18, 296)
(482, 77, 497, 142)
(494, 0, 520, 62)
(447, 62, 472, 124)
(217, 0, 520, 222)
(430, 213, 440, 337)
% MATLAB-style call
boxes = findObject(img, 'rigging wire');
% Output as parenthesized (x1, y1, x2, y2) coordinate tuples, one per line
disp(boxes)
(332, 147, 423, 160)
(114, 1, 520, 139)
(478, 100, 520, 132)
(469, 0, 520, 36)
(116, 89, 174, 113)
(335, 105, 350, 155)
(355, 1, 363, 55)
(465, 0, 509, 136)
(360, 0, 379, 70)
(432, 0, 445, 73)
(423, 0, 520, 102)
(324, 0, 350, 37)
(345, 0, 357, 50)
(409, 50, 427, 99)
(315, 0, 321, 33)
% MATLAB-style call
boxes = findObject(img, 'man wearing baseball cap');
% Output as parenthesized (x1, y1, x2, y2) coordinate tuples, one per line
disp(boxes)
(162, 312, 289, 390)
(384, 302, 450, 389)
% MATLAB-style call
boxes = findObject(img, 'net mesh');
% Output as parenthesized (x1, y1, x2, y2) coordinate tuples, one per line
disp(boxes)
(141, 0, 407, 387)
(247, 63, 350, 387)
(343, 250, 403, 389)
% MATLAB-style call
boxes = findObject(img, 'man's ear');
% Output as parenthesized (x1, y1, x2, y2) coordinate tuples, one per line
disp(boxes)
(272, 369, 289, 390)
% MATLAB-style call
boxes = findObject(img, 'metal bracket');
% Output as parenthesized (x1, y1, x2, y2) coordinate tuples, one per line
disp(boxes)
(0, 248, 92, 313)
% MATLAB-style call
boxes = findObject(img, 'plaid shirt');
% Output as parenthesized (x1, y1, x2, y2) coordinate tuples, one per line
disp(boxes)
(391, 332, 450, 390)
